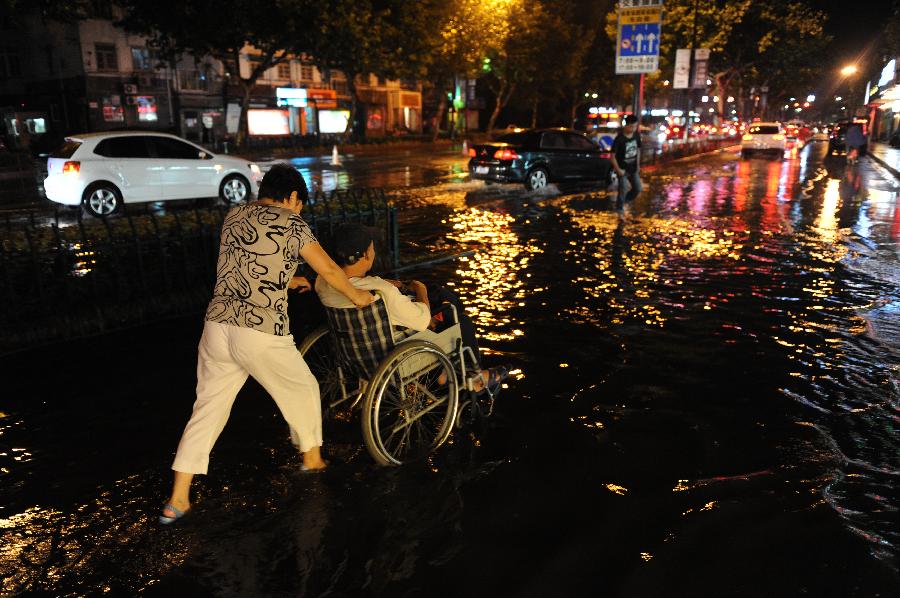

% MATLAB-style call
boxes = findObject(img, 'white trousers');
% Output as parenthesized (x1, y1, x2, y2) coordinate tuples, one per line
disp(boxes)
(172, 321, 322, 475)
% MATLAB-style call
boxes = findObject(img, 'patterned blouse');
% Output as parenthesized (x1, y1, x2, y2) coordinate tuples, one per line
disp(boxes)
(205, 204, 317, 336)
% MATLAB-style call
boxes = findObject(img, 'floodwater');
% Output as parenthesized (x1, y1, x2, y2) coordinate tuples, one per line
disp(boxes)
(2, 143, 900, 596)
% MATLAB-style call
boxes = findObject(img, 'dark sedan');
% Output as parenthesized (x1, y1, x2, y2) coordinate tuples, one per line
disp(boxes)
(468, 128, 614, 190)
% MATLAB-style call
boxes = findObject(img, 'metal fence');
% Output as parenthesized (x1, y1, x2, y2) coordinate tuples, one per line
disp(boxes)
(640, 136, 736, 165)
(0, 189, 398, 355)
(0, 153, 42, 204)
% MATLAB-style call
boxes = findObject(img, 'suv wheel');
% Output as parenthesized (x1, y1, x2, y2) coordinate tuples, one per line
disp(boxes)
(220, 175, 250, 204)
(525, 167, 548, 191)
(83, 183, 122, 217)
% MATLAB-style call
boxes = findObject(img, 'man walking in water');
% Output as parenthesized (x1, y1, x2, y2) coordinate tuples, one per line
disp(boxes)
(610, 114, 642, 220)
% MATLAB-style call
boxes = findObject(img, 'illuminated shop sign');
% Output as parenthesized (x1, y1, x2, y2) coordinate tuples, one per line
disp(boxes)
(318, 109, 350, 134)
(276, 87, 308, 108)
(248, 109, 290, 135)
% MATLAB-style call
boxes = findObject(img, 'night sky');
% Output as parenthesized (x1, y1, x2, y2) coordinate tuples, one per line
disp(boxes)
(810, 0, 891, 65)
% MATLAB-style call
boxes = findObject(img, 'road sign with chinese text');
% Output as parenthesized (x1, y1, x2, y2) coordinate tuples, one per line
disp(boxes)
(616, 2, 663, 75)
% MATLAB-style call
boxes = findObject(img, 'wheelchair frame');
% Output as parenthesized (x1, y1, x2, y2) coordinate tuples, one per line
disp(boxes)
(296, 293, 497, 466)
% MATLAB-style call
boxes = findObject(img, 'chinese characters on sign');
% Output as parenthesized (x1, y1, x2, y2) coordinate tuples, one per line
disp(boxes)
(615, 2, 663, 75)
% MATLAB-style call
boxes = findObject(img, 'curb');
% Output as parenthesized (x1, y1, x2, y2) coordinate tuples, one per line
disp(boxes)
(867, 151, 900, 181)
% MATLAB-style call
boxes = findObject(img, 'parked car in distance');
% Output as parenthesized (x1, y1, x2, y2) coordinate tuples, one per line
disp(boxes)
(740, 122, 785, 158)
(45, 131, 263, 217)
(468, 128, 614, 191)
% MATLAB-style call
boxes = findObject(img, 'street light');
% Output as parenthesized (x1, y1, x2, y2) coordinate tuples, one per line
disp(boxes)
(841, 65, 858, 76)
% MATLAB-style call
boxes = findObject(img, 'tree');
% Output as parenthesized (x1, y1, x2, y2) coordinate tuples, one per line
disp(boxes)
(306, 0, 446, 141)
(647, 0, 829, 122)
(423, 0, 510, 140)
(118, 0, 316, 147)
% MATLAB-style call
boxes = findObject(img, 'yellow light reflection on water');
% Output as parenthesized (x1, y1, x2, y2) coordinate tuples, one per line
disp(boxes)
(447, 208, 540, 341)
(561, 208, 742, 328)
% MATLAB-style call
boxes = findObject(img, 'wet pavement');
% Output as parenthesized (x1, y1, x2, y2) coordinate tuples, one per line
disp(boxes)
(2, 142, 900, 596)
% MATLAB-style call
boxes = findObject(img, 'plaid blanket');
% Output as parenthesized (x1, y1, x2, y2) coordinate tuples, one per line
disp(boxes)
(324, 297, 398, 381)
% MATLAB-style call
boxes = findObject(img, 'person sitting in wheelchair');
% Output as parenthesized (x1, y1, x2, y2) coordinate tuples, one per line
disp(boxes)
(316, 223, 509, 394)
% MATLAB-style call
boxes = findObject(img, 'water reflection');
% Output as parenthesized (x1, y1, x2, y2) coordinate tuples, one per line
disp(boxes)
(445, 207, 540, 342)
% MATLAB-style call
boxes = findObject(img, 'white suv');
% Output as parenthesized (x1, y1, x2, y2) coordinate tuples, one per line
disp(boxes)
(44, 131, 263, 217)
(740, 122, 786, 158)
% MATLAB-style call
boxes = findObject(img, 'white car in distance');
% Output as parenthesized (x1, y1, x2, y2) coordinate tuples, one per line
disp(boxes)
(740, 122, 786, 158)
(44, 131, 263, 217)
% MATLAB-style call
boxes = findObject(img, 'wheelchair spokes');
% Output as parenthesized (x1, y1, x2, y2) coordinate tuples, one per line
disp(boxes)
(363, 342, 459, 465)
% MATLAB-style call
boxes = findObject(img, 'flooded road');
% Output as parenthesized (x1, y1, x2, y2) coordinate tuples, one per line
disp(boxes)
(2, 143, 899, 596)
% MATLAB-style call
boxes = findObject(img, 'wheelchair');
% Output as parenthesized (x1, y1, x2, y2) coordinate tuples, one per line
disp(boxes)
(294, 292, 498, 466)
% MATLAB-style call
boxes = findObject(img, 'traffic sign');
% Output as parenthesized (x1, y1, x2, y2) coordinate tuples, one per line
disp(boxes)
(616, 2, 663, 74)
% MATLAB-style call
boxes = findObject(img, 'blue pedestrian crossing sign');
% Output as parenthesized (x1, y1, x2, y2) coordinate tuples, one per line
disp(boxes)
(616, 3, 663, 74)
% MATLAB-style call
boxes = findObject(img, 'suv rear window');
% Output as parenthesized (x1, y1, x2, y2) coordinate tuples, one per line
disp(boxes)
(51, 140, 82, 159)
(749, 125, 780, 135)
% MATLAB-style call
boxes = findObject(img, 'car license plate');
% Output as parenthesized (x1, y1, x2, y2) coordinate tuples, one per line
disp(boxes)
(475, 166, 490, 175)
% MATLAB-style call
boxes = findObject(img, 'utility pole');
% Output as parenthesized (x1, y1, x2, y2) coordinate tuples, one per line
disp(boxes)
(632, 74, 645, 122)
(684, 0, 698, 141)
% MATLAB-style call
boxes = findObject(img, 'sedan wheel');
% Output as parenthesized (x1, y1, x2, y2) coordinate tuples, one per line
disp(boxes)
(85, 186, 120, 217)
(221, 176, 249, 204)
(525, 168, 548, 191)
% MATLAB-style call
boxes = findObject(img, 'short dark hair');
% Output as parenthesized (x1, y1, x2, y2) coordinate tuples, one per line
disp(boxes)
(330, 223, 376, 267)
(623, 115, 638, 126)
(258, 163, 308, 203)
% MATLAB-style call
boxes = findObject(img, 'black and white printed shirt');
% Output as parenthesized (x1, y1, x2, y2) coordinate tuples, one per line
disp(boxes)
(205, 204, 317, 336)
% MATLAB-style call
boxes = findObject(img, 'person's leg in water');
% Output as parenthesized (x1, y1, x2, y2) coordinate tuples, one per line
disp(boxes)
(616, 171, 629, 215)
(625, 170, 642, 203)
(426, 284, 508, 391)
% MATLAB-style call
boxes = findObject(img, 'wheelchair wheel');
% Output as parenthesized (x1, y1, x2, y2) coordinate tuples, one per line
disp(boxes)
(297, 325, 347, 420)
(361, 340, 459, 465)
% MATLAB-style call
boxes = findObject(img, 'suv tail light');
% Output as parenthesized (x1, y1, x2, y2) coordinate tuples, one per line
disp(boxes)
(493, 148, 520, 160)
(468, 148, 476, 158)
(63, 161, 80, 174)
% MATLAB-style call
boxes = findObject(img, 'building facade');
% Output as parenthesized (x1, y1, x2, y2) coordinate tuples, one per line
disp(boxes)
(0, 3, 423, 154)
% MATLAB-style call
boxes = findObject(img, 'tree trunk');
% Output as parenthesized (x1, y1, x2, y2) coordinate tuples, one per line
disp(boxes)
(342, 73, 360, 144)
(530, 98, 538, 128)
(432, 92, 447, 142)
(569, 91, 580, 129)
(236, 83, 253, 148)
(486, 78, 507, 136)
(715, 72, 727, 126)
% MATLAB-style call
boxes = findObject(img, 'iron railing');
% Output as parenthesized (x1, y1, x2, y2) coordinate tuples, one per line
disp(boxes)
(0, 189, 398, 354)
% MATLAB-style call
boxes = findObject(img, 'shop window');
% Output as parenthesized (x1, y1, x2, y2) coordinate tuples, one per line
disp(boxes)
(277, 62, 292, 80)
(131, 47, 157, 71)
(25, 118, 46, 134)
(300, 64, 313, 81)
(178, 70, 207, 91)
(101, 95, 124, 122)
(95, 43, 118, 72)
(136, 96, 158, 122)
(0, 47, 22, 79)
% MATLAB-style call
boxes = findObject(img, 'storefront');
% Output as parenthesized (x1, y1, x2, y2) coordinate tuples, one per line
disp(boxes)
(866, 58, 900, 142)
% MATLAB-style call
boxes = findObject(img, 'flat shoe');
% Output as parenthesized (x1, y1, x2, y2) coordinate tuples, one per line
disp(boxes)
(300, 461, 328, 474)
(159, 503, 189, 525)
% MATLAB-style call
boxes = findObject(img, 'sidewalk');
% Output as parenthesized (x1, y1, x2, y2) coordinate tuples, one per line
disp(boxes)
(867, 142, 900, 180)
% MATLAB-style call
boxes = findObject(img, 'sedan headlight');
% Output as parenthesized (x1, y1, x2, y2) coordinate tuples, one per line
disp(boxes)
(249, 163, 261, 174)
